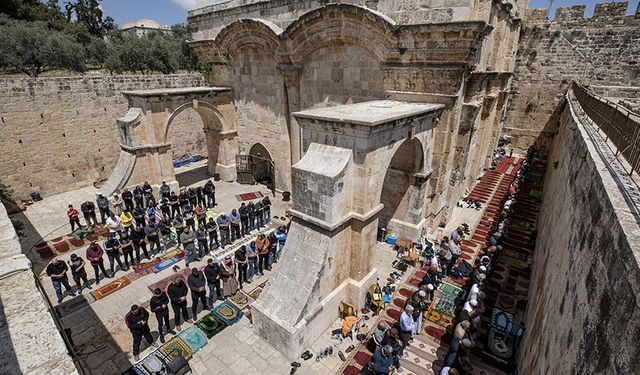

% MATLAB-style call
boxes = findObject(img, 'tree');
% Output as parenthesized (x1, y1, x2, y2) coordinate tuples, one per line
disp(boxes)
(0, 0, 65, 27)
(64, 0, 114, 36)
(0, 15, 86, 77)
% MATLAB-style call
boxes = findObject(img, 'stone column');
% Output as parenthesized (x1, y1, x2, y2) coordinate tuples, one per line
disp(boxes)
(214, 130, 238, 182)
(278, 64, 303, 165)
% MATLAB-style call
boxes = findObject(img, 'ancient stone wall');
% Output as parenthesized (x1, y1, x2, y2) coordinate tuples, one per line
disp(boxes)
(0, 74, 205, 200)
(0, 203, 79, 374)
(502, 1, 640, 150)
(520, 95, 640, 374)
(167, 107, 208, 160)
(188, 0, 524, 40)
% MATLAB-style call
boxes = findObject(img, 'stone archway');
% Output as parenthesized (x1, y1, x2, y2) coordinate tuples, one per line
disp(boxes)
(379, 138, 426, 239)
(249, 143, 274, 190)
(100, 87, 237, 196)
(251, 100, 443, 360)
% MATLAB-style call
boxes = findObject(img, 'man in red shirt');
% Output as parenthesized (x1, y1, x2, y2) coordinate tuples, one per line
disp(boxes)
(86, 241, 111, 285)
(66, 204, 82, 233)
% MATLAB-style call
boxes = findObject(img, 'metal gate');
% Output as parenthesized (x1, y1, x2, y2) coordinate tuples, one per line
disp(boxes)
(235, 154, 275, 192)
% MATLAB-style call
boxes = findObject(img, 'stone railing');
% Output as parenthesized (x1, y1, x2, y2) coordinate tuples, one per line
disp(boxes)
(572, 83, 640, 175)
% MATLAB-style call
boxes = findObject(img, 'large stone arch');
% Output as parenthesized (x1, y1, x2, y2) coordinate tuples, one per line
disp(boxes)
(252, 100, 443, 360)
(281, 4, 397, 65)
(100, 87, 237, 196)
(214, 19, 287, 64)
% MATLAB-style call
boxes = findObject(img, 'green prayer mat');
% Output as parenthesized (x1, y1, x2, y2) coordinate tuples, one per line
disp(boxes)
(195, 312, 229, 338)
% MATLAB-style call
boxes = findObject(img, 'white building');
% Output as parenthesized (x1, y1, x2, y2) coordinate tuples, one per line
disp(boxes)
(120, 19, 170, 37)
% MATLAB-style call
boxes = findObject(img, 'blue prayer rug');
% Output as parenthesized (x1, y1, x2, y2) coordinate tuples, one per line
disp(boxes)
(177, 326, 208, 354)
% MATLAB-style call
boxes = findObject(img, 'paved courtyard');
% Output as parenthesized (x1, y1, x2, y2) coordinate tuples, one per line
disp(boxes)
(14, 160, 404, 375)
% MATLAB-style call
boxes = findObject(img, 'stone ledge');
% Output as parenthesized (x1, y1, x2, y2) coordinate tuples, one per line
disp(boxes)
(288, 204, 384, 233)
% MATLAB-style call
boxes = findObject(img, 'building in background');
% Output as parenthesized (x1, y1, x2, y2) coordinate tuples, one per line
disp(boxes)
(120, 18, 170, 37)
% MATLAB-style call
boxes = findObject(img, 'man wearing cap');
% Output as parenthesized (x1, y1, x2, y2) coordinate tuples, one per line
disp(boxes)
(150, 288, 174, 343)
(443, 337, 473, 373)
(125, 304, 157, 361)
(66, 204, 82, 232)
(204, 258, 222, 305)
(188, 268, 208, 317)
(68, 254, 92, 292)
(180, 226, 197, 267)
(167, 277, 192, 331)
(407, 290, 427, 334)
(47, 258, 76, 303)
(399, 305, 415, 349)
(450, 320, 472, 353)
(96, 193, 110, 224)
(217, 213, 231, 246)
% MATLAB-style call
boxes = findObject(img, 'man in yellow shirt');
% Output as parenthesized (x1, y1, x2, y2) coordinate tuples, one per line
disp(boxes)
(120, 210, 133, 234)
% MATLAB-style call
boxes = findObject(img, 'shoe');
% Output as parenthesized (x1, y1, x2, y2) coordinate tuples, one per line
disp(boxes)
(57, 298, 63, 304)
(134, 354, 140, 361)
(172, 266, 178, 272)
(160, 337, 165, 344)
(338, 351, 346, 361)
(187, 319, 193, 324)
(168, 330, 176, 335)
(327, 347, 333, 355)
(176, 325, 181, 332)
(345, 345, 355, 353)
(291, 362, 301, 368)
(290, 368, 297, 375)
(301, 352, 313, 361)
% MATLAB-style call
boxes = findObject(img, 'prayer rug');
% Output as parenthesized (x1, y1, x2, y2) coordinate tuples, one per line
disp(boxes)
(228, 290, 253, 310)
(342, 365, 361, 375)
(131, 349, 170, 375)
(354, 351, 372, 366)
(152, 256, 180, 273)
(177, 326, 208, 354)
(132, 259, 161, 274)
(124, 271, 144, 283)
(55, 293, 96, 317)
(147, 268, 190, 293)
(246, 286, 262, 301)
(425, 308, 454, 329)
(212, 300, 243, 325)
(34, 242, 55, 259)
(393, 298, 406, 310)
(159, 248, 184, 261)
(159, 336, 192, 361)
(243, 307, 252, 323)
(398, 287, 415, 299)
(438, 282, 465, 300)
(195, 313, 229, 338)
(91, 276, 130, 300)
(236, 191, 263, 201)
(433, 295, 457, 316)
(424, 323, 452, 344)
(384, 307, 402, 321)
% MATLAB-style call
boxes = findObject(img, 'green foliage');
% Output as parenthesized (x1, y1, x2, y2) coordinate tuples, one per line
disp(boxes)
(0, 15, 86, 77)
(64, 0, 114, 36)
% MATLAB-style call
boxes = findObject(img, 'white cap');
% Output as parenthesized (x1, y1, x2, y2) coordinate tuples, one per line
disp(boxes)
(470, 299, 478, 307)
(479, 265, 487, 272)
(427, 284, 434, 291)
(418, 290, 426, 298)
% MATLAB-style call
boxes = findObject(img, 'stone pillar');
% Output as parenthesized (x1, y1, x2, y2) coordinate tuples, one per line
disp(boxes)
(215, 130, 238, 181)
(278, 64, 303, 165)
(252, 100, 443, 360)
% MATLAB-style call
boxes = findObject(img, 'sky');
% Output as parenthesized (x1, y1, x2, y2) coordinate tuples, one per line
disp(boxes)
(100, 0, 640, 27)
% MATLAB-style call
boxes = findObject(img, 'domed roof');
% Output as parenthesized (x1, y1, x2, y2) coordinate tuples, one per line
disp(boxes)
(121, 19, 164, 29)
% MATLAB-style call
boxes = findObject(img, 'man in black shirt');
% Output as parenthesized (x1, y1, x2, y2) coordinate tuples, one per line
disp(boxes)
(204, 180, 216, 208)
(47, 258, 76, 303)
(125, 305, 157, 361)
(132, 206, 145, 228)
(238, 203, 249, 235)
(254, 201, 264, 228)
(144, 222, 161, 255)
(167, 277, 192, 331)
(169, 192, 180, 218)
(246, 202, 256, 231)
(68, 254, 92, 292)
(188, 268, 208, 318)
(96, 194, 110, 224)
(234, 246, 248, 290)
(104, 234, 124, 275)
(142, 182, 156, 208)
(122, 188, 134, 213)
(179, 190, 190, 212)
(159, 196, 170, 219)
(159, 181, 171, 199)
(204, 259, 222, 305)
(205, 218, 219, 250)
(150, 288, 174, 343)
(196, 186, 205, 207)
(80, 201, 98, 227)
(119, 232, 135, 269)
(133, 186, 144, 208)
(131, 226, 150, 263)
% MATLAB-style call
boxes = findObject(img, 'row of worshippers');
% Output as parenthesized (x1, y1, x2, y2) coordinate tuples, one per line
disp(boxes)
(47, 220, 288, 304)
(436, 148, 533, 374)
(124, 256, 240, 361)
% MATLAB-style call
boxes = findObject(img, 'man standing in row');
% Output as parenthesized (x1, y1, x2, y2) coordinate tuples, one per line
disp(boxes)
(167, 277, 192, 332)
(86, 241, 111, 285)
(204, 259, 222, 305)
(80, 201, 98, 227)
(66, 205, 82, 233)
(188, 268, 208, 319)
(68, 254, 92, 292)
(180, 227, 197, 267)
(47, 258, 76, 303)
(150, 288, 174, 343)
(96, 193, 110, 224)
(125, 305, 157, 361)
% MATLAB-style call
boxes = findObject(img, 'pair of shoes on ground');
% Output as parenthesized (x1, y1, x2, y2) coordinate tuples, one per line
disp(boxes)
(300, 350, 313, 360)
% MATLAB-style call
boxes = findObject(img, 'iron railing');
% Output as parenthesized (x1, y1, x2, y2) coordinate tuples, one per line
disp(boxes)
(572, 83, 640, 175)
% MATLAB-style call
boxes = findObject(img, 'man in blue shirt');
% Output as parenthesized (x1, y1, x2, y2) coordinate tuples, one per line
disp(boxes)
(369, 345, 395, 374)
(399, 305, 415, 349)
(275, 226, 288, 262)
(217, 213, 231, 246)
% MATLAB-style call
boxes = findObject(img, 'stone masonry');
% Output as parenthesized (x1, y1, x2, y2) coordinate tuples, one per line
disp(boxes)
(501, 2, 640, 150)
(0, 74, 205, 200)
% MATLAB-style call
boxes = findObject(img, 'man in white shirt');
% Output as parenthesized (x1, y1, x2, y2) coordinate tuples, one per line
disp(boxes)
(399, 305, 415, 350)
(105, 212, 123, 235)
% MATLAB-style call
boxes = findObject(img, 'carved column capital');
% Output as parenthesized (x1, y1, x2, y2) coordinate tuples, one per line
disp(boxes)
(277, 64, 303, 87)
